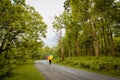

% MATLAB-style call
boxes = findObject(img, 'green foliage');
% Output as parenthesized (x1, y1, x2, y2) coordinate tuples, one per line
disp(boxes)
(0, 65, 12, 80)
(52, 0, 120, 57)
(0, 0, 46, 57)
(0, 0, 47, 79)
(114, 37, 120, 56)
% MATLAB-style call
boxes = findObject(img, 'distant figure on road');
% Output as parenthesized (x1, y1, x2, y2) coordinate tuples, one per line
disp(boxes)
(47, 54, 53, 65)
(49, 60, 51, 65)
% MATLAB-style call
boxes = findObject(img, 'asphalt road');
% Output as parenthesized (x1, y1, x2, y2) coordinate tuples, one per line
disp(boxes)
(35, 60, 120, 80)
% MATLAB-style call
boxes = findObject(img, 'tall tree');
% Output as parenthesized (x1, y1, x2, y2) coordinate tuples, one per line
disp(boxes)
(0, 0, 46, 68)
(53, 14, 65, 60)
(70, 0, 91, 56)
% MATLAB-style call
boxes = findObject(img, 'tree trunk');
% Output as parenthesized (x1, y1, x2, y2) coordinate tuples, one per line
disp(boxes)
(91, 20, 99, 57)
(101, 18, 108, 55)
(106, 16, 115, 56)
(75, 38, 79, 56)
(68, 39, 71, 57)
(75, 27, 79, 56)
(67, 30, 71, 57)
(93, 39, 99, 57)
(60, 30, 64, 60)
(100, 33, 104, 54)
(109, 32, 115, 56)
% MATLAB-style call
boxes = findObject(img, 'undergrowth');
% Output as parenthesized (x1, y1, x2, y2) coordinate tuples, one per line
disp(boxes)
(53, 56, 120, 78)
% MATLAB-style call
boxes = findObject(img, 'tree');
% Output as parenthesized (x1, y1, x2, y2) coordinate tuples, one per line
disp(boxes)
(53, 14, 65, 60)
(0, 0, 47, 78)
(61, 0, 120, 57)
(70, 0, 91, 56)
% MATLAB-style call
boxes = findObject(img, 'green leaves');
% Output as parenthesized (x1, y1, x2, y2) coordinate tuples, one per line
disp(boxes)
(52, 0, 120, 57)
(0, 0, 47, 72)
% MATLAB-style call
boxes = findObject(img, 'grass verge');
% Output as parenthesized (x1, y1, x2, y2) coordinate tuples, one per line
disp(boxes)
(5, 61, 45, 80)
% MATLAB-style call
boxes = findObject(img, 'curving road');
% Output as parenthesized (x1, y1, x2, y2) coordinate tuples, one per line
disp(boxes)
(35, 60, 120, 80)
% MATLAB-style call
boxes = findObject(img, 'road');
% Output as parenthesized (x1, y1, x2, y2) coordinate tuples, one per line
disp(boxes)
(35, 60, 120, 80)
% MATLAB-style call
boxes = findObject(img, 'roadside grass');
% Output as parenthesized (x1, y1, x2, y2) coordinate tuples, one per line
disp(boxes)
(5, 61, 45, 80)
(53, 56, 120, 78)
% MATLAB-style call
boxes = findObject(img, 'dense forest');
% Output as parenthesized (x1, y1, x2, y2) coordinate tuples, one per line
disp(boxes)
(52, 0, 120, 59)
(0, 0, 120, 79)
(51, 0, 120, 77)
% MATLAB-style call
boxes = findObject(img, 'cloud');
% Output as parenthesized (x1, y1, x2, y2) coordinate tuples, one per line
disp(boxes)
(26, 0, 65, 47)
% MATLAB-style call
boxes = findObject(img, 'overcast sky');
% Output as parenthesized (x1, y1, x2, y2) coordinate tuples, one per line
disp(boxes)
(26, 0, 65, 47)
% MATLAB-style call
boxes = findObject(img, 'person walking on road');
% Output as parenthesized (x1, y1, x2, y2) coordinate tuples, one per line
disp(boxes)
(49, 60, 51, 65)
(47, 54, 53, 65)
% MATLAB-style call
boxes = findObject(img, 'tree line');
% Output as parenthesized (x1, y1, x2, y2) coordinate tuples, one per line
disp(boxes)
(52, 0, 120, 60)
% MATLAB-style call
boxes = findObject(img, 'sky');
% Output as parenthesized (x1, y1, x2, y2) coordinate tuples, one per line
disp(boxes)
(26, 0, 65, 47)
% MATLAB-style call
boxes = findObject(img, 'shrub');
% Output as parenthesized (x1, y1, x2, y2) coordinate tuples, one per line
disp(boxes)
(0, 65, 13, 80)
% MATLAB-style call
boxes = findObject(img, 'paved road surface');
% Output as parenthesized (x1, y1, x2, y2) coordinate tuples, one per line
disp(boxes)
(35, 60, 120, 80)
